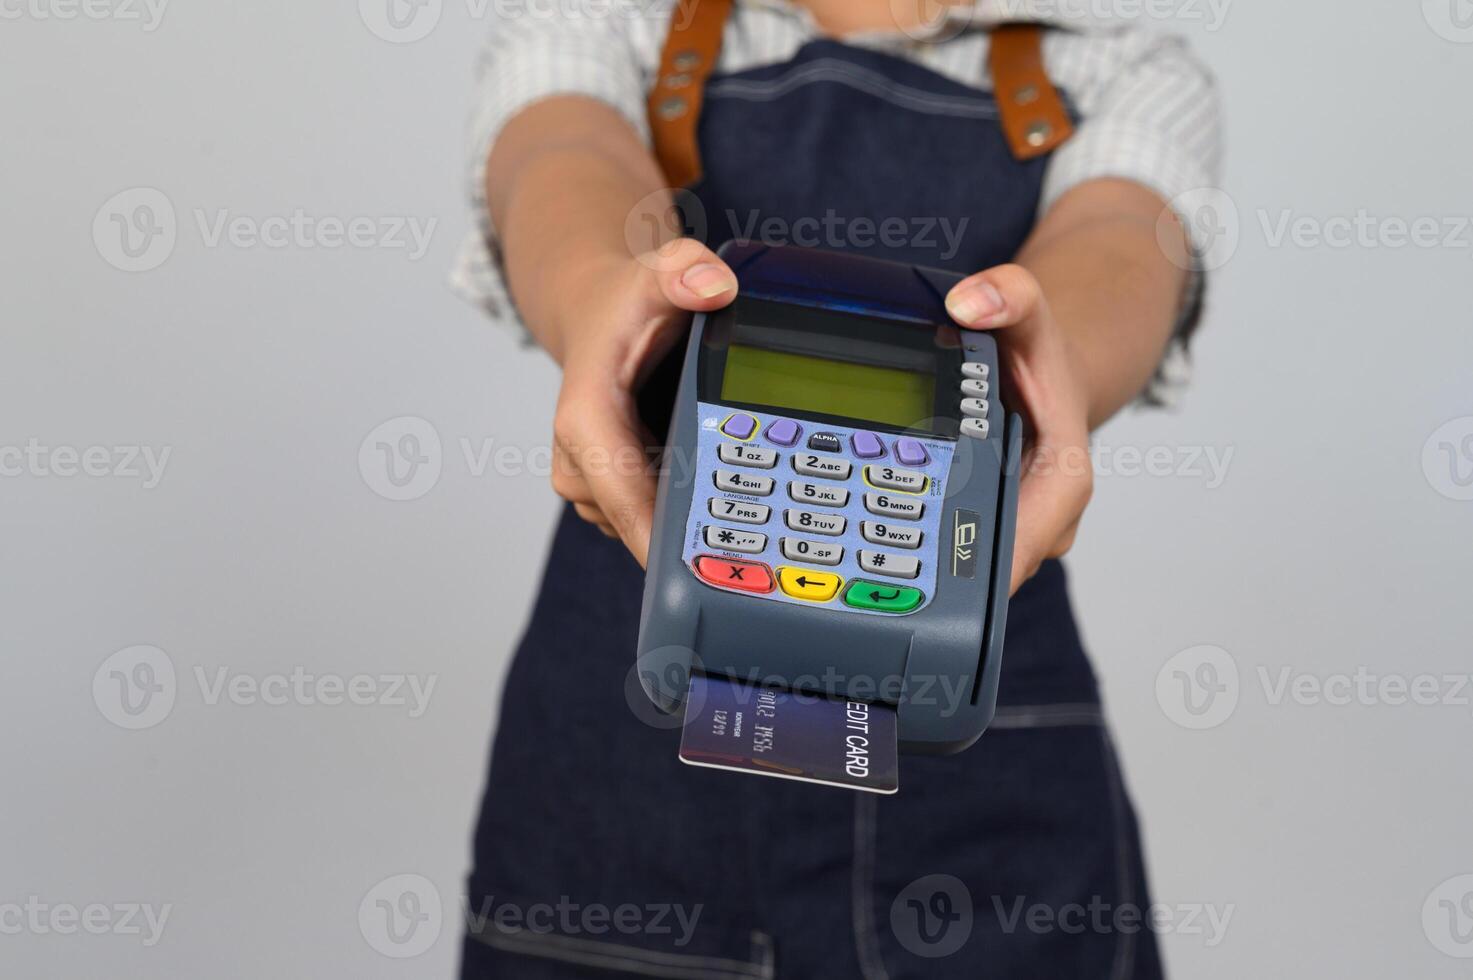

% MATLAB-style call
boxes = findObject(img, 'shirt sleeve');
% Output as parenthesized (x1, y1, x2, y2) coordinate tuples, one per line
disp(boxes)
(449, 9, 652, 340)
(1039, 28, 1224, 403)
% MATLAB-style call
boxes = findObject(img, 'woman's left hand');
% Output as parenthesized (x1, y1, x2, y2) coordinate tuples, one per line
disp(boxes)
(945, 264, 1094, 596)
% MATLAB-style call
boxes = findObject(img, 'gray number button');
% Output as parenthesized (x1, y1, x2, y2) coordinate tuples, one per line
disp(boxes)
(864, 465, 928, 494)
(860, 521, 922, 549)
(789, 481, 849, 507)
(960, 398, 989, 418)
(717, 443, 779, 468)
(960, 379, 990, 399)
(961, 362, 990, 380)
(714, 469, 775, 496)
(780, 538, 843, 565)
(784, 510, 846, 536)
(864, 493, 924, 520)
(704, 526, 767, 554)
(960, 418, 990, 440)
(708, 498, 770, 525)
(857, 549, 921, 579)
(792, 453, 852, 480)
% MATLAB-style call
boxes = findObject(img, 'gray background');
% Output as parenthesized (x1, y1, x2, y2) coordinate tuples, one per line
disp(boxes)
(3, 2, 1471, 977)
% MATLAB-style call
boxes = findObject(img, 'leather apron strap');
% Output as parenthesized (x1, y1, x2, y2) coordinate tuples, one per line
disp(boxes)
(646, 2, 1073, 187)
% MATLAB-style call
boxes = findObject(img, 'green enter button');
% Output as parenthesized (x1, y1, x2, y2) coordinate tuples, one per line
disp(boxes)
(843, 580, 924, 613)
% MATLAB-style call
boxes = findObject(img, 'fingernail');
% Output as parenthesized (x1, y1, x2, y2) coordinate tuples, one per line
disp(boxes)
(947, 282, 1004, 325)
(682, 263, 736, 299)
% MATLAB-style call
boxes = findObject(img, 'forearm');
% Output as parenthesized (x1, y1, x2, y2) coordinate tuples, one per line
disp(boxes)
(1016, 178, 1190, 430)
(487, 96, 672, 364)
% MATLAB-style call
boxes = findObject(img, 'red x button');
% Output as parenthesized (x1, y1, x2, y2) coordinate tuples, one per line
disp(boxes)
(693, 555, 774, 594)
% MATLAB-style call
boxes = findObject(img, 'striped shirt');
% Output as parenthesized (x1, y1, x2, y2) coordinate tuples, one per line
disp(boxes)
(453, 0, 1222, 395)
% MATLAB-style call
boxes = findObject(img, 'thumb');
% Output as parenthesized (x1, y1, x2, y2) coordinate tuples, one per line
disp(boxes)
(645, 238, 738, 312)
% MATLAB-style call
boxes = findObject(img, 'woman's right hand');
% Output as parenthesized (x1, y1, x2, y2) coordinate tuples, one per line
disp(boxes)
(548, 238, 738, 567)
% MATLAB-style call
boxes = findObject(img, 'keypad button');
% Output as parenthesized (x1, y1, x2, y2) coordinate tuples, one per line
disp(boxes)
(718, 443, 779, 468)
(721, 414, 758, 439)
(857, 550, 921, 579)
(960, 418, 990, 440)
(864, 465, 928, 494)
(785, 510, 846, 536)
(765, 418, 801, 446)
(704, 525, 767, 554)
(860, 521, 922, 549)
(789, 482, 849, 507)
(708, 498, 770, 525)
(864, 493, 924, 520)
(780, 538, 843, 566)
(843, 580, 924, 613)
(806, 432, 842, 453)
(960, 398, 989, 418)
(960, 378, 990, 399)
(714, 469, 775, 496)
(694, 555, 773, 593)
(894, 437, 929, 467)
(850, 431, 885, 459)
(792, 453, 852, 480)
(961, 362, 990, 381)
(777, 567, 842, 602)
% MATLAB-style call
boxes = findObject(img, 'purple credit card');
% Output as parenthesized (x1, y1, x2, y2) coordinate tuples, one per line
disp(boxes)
(678, 673, 899, 794)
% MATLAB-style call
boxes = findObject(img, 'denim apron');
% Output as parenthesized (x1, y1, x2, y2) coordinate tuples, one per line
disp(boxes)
(462, 38, 1163, 980)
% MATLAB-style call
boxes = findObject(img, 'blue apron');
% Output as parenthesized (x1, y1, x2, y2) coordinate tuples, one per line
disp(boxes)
(462, 38, 1163, 980)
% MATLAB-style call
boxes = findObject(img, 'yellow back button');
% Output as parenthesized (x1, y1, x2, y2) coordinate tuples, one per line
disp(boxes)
(777, 567, 842, 602)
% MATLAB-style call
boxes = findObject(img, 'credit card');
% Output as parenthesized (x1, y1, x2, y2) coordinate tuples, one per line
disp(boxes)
(678, 673, 899, 794)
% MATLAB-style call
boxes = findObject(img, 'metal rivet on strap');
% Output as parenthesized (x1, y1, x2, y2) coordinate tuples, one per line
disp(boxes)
(1013, 83, 1040, 106)
(1025, 121, 1052, 146)
(672, 50, 702, 71)
(663, 72, 692, 89)
(657, 96, 689, 120)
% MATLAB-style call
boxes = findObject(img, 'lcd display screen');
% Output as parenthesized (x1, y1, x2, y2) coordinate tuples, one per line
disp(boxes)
(719, 344, 936, 430)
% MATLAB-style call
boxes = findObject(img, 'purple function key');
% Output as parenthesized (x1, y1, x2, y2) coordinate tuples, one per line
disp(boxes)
(851, 431, 885, 459)
(894, 437, 929, 467)
(721, 413, 758, 439)
(765, 418, 800, 446)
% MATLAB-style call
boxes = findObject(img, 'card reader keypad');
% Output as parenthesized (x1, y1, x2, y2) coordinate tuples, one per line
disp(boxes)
(688, 404, 959, 617)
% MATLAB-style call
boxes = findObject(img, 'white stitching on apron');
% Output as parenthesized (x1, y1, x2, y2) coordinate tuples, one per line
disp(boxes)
(852, 793, 893, 980)
(469, 925, 775, 979)
(704, 58, 1002, 119)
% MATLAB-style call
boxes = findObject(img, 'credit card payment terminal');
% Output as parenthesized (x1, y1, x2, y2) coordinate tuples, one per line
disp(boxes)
(636, 243, 1022, 754)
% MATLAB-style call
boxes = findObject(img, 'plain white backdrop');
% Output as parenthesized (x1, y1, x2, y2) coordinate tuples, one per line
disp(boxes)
(3, 2, 1471, 977)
